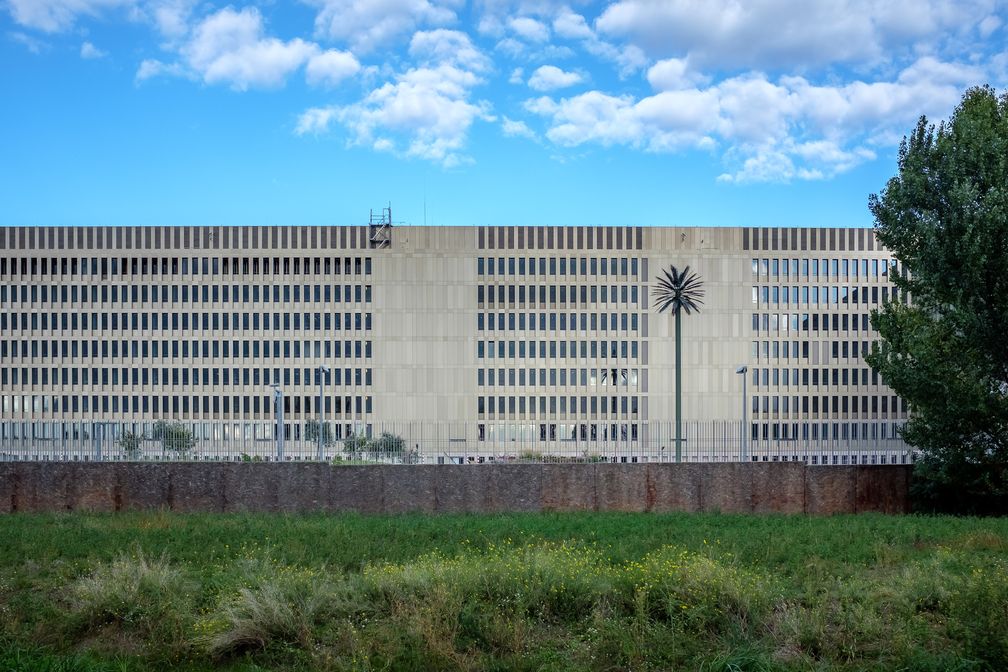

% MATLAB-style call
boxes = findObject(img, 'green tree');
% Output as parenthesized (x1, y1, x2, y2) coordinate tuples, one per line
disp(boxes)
(372, 432, 406, 460)
(116, 430, 142, 457)
(653, 265, 704, 462)
(343, 433, 370, 459)
(867, 85, 1008, 513)
(152, 421, 197, 454)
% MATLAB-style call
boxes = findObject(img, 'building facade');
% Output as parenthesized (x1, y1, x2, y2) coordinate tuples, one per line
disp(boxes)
(0, 223, 910, 462)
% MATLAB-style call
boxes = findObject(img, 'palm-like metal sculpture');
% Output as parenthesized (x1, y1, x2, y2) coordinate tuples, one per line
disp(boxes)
(654, 265, 704, 462)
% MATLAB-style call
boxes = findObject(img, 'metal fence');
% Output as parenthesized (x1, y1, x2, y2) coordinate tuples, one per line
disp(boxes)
(0, 419, 916, 466)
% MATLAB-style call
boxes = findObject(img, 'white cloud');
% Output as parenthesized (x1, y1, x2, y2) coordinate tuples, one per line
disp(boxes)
(552, 10, 592, 40)
(306, 49, 360, 87)
(582, 36, 647, 77)
(80, 41, 106, 58)
(528, 64, 582, 91)
(147, 0, 195, 39)
(647, 58, 708, 91)
(979, 14, 1001, 36)
(6, 0, 132, 32)
(336, 64, 493, 166)
(508, 16, 549, 42)
(528, 56, 986, 182)
(9, 31, 47, 53)
(182, 6, 317, 90)
(509, 67, 524, 84)
(295, 106, 340, 134)
(596, 0, 998, 71)
(501, 116, 536, 139)
(307, 0, 459, 53)
(409, 28, 490, 71)
(135, 57, 191, 81)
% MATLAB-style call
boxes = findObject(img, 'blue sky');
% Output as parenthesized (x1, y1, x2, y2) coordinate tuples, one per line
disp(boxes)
(2, 0, 1006, 229)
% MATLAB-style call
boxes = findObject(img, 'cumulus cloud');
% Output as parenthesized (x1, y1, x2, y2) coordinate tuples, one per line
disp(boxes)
(135, 57, 190, 81)
(80, 41, 106, 58)
(508, 16, 549, 42)
(335, 64, 493, 166)
(182, 7, 316, 90)
(501, 116, 536, 139)
(647, 58, 708, 90)
(409, 28, 490, 71)
(527, 56, 986, 182)
(147, 0, 196, 39)
(6, 0, 131, 32)
(596, 0, 998, 71)
(295, 106, 340, 134)
(299, 34, 493, 167)
(9, 31, 48, 53)
(528, 64, 582, 91)
(553, 9, 592, 40)
(306, 49, 360, 87)
(306, 0, 459, 53)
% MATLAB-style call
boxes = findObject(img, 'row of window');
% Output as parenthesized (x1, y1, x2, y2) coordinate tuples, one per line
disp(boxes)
(2, 366, 372, 388)
(2, 394, 373, 416)
(0, 420, 373, 444)
(752, 285, 899, 305)
(0, 283, 373, 306)
(752, 312, 874, 333)
(478, 312, 642, 333)
(477, 423, 641, 442)
(0, 255, 373, 278)
(751, 340, 872, 361)
(749, 316, 874, 336)
(753, 421, 902, 442)
(478, 367, 640, 387)
(2, 339, 373, 360)
(474, 421, 903, 443)
(477, 339, 641, 360)
(751, 257, 898, 278)
(478, 395, 642, 416)
(752, 367, 877, 387)
(2, 311, 373, 334)
(477, 256, 641, 277)
(751, 395, 907, 415)
(478, 283, 644, 306)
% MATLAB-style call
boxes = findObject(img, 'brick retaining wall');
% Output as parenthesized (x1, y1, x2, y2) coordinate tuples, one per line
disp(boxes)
(0, 463, 911, 514)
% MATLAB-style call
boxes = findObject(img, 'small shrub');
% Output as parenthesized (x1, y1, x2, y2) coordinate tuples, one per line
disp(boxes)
(201, 566, 346, 660)
(68, 552, 194, 648)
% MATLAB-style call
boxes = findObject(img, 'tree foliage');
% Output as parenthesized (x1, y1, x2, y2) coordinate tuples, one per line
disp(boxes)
(152, 421, 197, 454)
(867, 85, 1008, 513)
(115, 430, 142, 456)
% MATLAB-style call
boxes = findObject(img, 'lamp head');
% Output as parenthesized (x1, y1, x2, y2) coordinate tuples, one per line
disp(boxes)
(736, 365, 748, 374)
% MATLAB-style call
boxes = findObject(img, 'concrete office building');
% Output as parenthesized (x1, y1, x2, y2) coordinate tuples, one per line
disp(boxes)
(0, 221, 911, 462)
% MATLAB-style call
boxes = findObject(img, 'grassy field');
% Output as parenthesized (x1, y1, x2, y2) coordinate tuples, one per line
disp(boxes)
(0, 512, 1006, 671)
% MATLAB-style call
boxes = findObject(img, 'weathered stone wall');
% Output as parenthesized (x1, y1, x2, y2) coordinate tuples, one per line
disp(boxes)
(0, 462, 912, 515)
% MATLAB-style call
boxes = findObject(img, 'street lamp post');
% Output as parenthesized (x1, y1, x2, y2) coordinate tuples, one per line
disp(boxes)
(735, 366, 748, 461)
(316, 365, 330, 461)
(270, 383, 284, 460)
